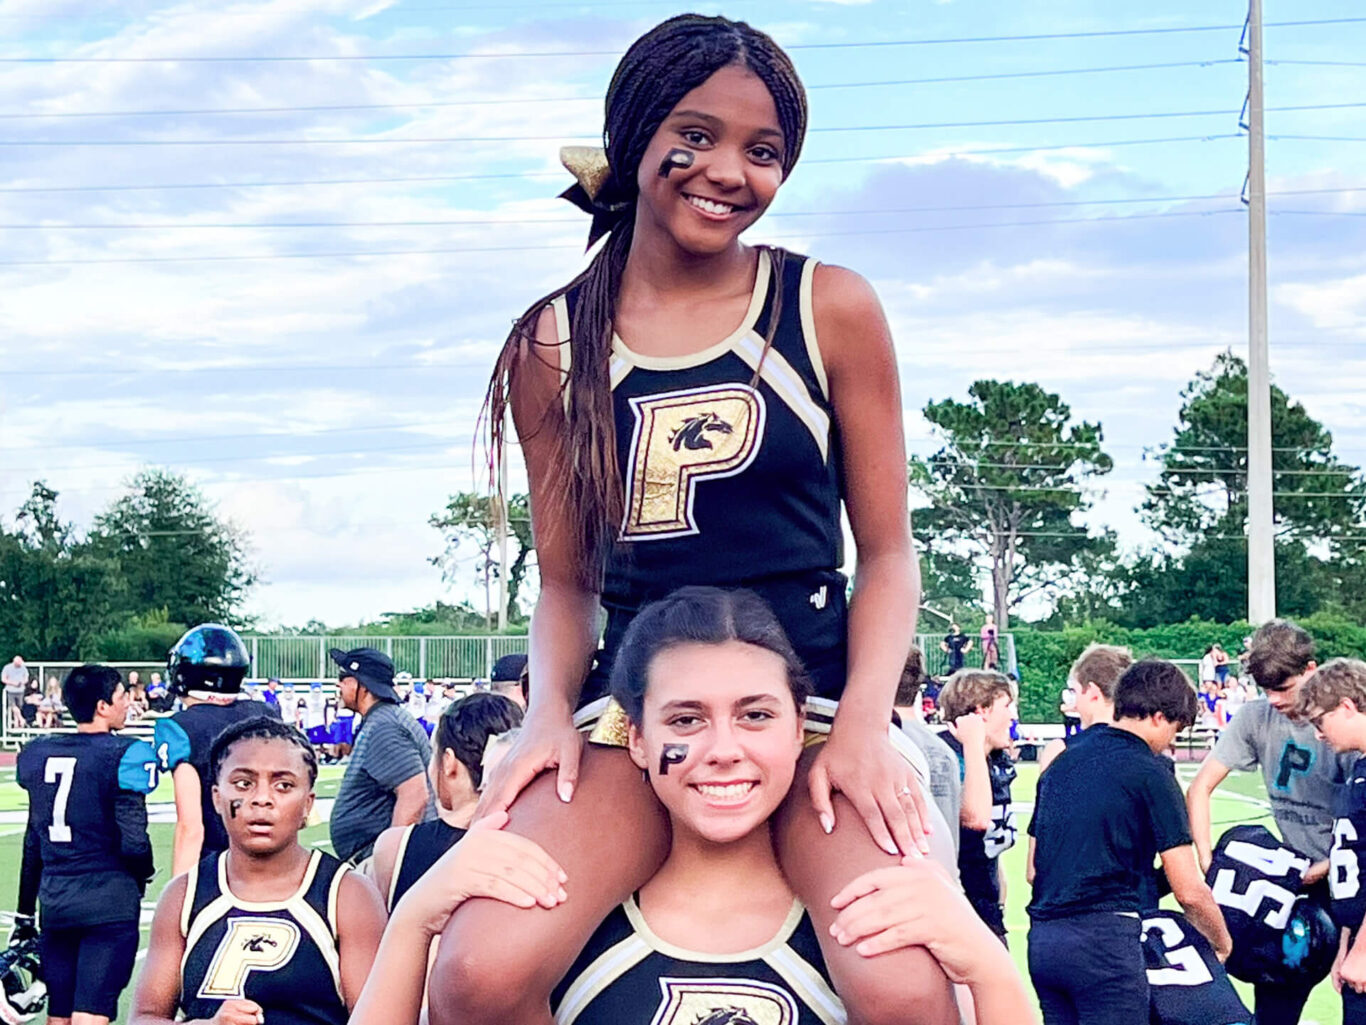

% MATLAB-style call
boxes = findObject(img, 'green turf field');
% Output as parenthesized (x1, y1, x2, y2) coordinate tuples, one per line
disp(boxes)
(0, 759, 1342, 1023)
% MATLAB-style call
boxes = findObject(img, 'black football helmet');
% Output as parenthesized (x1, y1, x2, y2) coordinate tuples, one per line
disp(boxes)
(0, 937, 45, 1025)
(167, 624, 251, 697)
(1276, 899, 1338, 987)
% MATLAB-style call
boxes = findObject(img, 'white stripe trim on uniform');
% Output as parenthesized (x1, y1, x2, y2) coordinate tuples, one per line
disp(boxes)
(553, 931, 653, 1025)
(733, 332, 830, 462)
(387, 826, 416, 911)
(182, 892, 236, 977)
(552, 294, 573, 415)
(328, 862, 350, 939)
(622, 896, 807, 963)
(287, 895, 345, 1000)
(608, 352, 632, 391)
(764, 944, 848, 1025)
(572, 696, 613, 732)
(798, 258, 830, 400)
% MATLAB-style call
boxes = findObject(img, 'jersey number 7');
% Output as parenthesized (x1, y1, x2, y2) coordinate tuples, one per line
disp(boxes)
(44, 757, 77, 843)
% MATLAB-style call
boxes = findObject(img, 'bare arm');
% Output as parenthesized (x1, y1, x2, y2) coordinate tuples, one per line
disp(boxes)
(953, 717, 992, 832)
(1185, 756, 1231, 873)
(170, 764, 205, 878)
(370, 825, 405, 910)
(807, 264, 929, 858)
(336, 871, 389, 1011)
(1026, 836, 1037, 886)
(1161, 844, 1232, 960)
(477, 307, 600, 814)
(1037, 738, 1065, 774)
(390, 774, 430, 830)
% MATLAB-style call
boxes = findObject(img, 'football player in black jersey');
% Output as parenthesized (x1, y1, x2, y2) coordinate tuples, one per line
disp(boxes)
(439, 15, 942, 1025)
(1298, 657, 1366, 1023)
(132, 718, 386, 1025)
(16, 664, 158, 1025)
(155, 624, 281, 877)
(936, 670, 1018, 941)
(371, 692, 523, 911)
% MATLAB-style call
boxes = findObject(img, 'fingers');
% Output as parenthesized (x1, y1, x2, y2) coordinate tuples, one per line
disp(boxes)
(831, 888, 918, 947)
(829, 868, 890, 910)
(469, 859, 566, 909)
(862, 787, 906, 858)
(467, 809, 509, 833)
(555, 734, 582, 803)
(489, 831, 569, 885)
(483, 754, 546, 815)
(890, 777, 930, 857)
(807, 762, 836, 835)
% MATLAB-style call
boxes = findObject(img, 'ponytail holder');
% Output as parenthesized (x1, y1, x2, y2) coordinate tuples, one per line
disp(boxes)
(559, 145, 631, 250)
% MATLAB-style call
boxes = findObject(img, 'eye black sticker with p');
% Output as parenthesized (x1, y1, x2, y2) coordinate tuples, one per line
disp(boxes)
(659, 743, 689, 775)
(658, 148, 695, 178)
(228, 799, 243, 819)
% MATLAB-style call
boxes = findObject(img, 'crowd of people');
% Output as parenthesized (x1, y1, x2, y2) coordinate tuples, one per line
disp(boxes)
(7, 12, 1366, 1025)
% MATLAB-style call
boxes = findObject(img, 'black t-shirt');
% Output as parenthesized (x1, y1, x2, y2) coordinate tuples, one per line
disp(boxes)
(942, 734, 1016, 934)
(944, 632, 969, 667)
(1028, 724, 1193, 920)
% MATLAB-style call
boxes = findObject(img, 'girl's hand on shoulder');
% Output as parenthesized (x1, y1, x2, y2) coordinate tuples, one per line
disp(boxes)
(475, 712, 584, 815)
(391, 812, 567, 938)
(829, 857, 1005, 985)
(207, 999, 264, 1025)
(808, 726, 930, 857)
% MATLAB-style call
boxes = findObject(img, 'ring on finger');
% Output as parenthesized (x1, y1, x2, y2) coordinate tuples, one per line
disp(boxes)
(898, 785, 913, 797)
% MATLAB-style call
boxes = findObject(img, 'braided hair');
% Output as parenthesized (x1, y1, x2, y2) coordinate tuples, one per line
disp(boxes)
(486, 15, 808, 586)
(209, 715, 319, 786)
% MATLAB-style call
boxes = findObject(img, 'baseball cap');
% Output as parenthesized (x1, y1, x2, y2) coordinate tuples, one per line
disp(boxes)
(329, 647, 399, 703)
(491, 653, 528, 684)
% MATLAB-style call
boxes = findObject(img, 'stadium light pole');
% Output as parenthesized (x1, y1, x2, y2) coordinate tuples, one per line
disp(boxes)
(1246, 0, 1276, 623)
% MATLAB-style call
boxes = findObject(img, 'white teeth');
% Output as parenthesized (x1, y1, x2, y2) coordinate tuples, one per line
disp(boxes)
(695, 782, 755, 800)
(686, 195, 736, 216)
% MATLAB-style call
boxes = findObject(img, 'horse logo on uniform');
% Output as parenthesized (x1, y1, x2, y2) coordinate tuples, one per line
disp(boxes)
(242, 935, 279, 953)
(669, 413, 734, 453)
(650, 978, 796, 1025)
(623, 386, 766, 540)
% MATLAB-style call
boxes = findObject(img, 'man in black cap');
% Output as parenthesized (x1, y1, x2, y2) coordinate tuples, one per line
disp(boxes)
(489, 652, 528, 710)
(329, 647, 436, 863)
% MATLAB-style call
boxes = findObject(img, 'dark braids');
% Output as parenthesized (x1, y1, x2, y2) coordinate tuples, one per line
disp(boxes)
(209, 715, 319, 786)
(486, 14, 808, 586)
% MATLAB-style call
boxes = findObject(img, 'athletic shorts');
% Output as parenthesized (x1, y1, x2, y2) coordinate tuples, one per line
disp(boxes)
(41, 919, 140, 1019)
(306, 725, 329, 745)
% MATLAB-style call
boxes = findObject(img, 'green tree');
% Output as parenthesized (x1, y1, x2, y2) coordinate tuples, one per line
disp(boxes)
(1124, 352, 1366, 624)
(0, 483, 123, 658)
(430, 492, 534, 627)
(89, 469, 255, 626)
(910, 380, 1113, 627)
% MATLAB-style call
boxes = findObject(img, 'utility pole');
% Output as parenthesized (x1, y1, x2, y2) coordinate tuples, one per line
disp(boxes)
(1246, 0, 1276, 623)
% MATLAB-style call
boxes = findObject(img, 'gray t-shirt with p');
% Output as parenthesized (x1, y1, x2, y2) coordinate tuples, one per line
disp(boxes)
(1212, 698, 1350, 860)
(330, 702, 436, 862)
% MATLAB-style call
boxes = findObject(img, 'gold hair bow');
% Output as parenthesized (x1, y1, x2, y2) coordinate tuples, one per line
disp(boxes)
(559, 145, 630, 250)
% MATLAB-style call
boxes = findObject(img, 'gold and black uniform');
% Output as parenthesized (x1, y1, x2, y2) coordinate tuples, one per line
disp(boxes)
(557, 247, 846, 704)
(550, 896, 846, 1025)
(179, 850, 350, 1025)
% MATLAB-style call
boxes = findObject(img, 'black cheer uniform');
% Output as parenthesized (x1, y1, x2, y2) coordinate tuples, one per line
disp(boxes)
(386, 818, 466, 911)
(550, 896, 845, 1025)
(553, 248, 847, 703)
(179, 849, 351, 1025)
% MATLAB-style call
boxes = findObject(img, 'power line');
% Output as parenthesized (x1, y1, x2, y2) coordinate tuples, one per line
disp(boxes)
(0, 208, 1251, 267)
(0, 60, 1245, 120)
(10, 187, 1359, 232)
(0, 134, 1248, 195)
(9, 101, 1363, 146)
(2, 18, 1359, 62)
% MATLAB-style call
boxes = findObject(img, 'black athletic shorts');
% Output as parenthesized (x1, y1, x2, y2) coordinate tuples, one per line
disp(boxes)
(41, 919, 140, 1019)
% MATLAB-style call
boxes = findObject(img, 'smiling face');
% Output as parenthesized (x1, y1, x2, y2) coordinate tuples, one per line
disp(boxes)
(634, 64, 786, 257)
(981, 690, 1017, 750)
(214, 737, 314, 856)
(627, 640, 804, 847)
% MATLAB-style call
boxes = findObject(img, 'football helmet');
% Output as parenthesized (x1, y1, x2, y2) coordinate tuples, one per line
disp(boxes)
(167, 623, 251, 697)
(0, 937, 45, 1025)
(1277, 899, 1338, 986)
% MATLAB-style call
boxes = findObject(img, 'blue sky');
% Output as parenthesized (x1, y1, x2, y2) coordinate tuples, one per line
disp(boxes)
(0, 0, 1363, 627)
